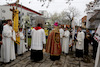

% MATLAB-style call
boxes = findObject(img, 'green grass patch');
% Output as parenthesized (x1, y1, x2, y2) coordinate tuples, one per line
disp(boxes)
(28, 38, 31, 47)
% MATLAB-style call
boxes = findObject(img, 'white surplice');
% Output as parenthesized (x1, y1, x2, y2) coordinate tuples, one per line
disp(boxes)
(10, 30, 16, 61)
(76, 31, 85, 50)
(59, 28, 64, 39)
(62, 30, 70, 54)
(0, 24, 12, 63)
(17, 32, 27, 55)
(59, 28, 64, 49)
(31, 29, 46, 50)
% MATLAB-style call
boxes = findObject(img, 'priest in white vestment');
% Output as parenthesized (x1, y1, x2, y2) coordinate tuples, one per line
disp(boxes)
(62, 27, 70, 54)
(76, 27, 84, 58)
(17, 28, 27, 55)
(10, 27, 16, 61)
(31, 23, 46, 62)
(59, 25, 64, 49)
(0, 19, 13, 63)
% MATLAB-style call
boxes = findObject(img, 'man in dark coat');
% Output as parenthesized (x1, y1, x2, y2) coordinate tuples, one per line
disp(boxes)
(92, 30, 98, 59)
(84, 29, 91, 56)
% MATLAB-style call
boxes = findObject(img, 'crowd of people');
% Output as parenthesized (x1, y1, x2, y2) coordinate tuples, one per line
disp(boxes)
(31, 22, 98, 62)
(0, 20, 99, 66)
(46, 22, 98, 61)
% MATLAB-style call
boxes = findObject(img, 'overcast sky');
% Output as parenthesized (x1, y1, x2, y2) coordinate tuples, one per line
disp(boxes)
(0, 0, 94, 20)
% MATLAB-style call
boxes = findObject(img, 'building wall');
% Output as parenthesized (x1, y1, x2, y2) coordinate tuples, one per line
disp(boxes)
(86, 12, 93, 28)
(0, 5, 35, 20)
(82, 16, 87, 28)
(86, 11, 100, 29)
(0, 6, 12, 20)
(95, 0, 100, 2)
(86, 0, 100, 29)
(82, 22, 86, 28)
(92, 12, 100, 28)
(86, 11, 97, 29)
(0, 5, 40, 27)
(39, 10, 49, 18)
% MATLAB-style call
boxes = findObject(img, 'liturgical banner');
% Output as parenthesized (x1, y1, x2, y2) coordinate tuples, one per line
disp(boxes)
(13, 9, 20, 45)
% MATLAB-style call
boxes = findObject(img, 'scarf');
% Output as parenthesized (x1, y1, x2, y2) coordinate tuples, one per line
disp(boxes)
(35, 26, 42, 30)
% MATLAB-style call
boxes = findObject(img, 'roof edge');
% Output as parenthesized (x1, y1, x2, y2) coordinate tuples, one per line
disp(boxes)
(3, 3, 42, 15)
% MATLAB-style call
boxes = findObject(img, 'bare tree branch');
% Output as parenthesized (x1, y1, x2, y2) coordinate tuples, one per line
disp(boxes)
(49, 6, 80, 25)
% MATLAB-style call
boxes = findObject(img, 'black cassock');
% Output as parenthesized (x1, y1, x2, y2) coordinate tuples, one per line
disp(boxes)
(84, 32, 91, 56)
(31, 49, 43, 62)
